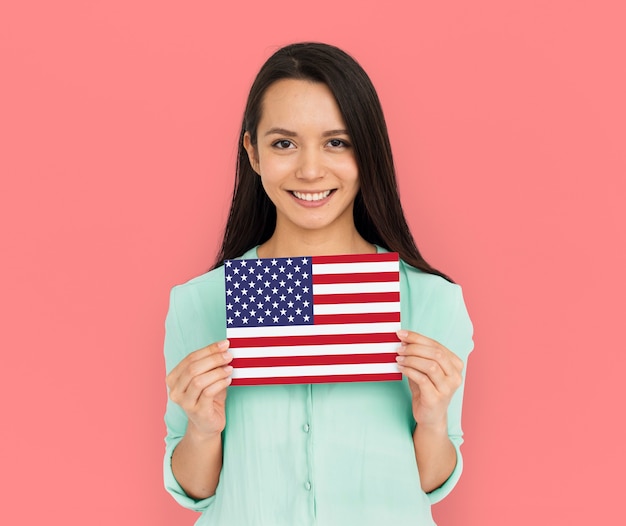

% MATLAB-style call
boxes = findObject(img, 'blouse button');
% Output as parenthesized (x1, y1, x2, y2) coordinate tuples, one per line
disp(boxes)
(304, 481, 312, 491)
(303, 423, 310, 433)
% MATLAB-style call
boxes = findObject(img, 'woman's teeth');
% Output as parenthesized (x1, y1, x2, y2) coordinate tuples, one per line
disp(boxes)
(292, 190, 332, 202)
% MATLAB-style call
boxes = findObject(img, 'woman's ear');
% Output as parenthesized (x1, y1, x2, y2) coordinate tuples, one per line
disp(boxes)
(243, 132, 260, 174)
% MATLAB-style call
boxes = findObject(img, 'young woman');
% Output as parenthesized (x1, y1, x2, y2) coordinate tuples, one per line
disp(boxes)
(164, 42, 473, 525)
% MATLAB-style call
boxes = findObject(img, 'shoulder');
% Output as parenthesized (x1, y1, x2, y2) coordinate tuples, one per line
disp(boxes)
(399, 259, 473, 358)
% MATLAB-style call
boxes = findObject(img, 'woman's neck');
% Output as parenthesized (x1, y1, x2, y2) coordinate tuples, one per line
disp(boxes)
(258, 228, 375, 259)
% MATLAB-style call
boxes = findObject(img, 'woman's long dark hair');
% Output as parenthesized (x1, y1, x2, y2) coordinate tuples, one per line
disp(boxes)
(213, 42, 451, 282)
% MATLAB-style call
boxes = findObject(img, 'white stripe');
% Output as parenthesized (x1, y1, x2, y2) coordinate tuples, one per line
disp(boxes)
(313, 282, 400, 295)
(313, 302, 400, 315)
(227, 321, 401, 339)
(231, 362, 400, 379)
(232, 342, 399, 359)
(312, 261, 399, 275)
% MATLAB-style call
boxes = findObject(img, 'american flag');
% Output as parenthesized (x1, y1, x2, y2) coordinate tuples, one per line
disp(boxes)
(224, 252, 402, 385)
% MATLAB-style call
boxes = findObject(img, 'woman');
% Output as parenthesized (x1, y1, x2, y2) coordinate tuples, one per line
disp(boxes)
(164, 42, 473, 525)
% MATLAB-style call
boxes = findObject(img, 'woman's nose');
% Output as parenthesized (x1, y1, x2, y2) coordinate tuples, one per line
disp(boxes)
(296, 148, 324, 180)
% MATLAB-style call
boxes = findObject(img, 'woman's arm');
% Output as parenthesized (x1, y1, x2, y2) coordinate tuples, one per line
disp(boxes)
(166, 340, 233, 499)
(395, 329, 465, 493)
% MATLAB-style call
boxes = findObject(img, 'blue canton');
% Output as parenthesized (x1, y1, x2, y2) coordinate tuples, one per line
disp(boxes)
(224, 257, 314, 328)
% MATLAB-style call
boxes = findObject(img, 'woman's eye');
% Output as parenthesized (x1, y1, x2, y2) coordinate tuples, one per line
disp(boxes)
(273, 140, 294, 149)
(328, 139, 349, 148)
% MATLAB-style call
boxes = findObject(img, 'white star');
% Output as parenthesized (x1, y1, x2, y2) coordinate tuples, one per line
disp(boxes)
(234, 310, 241, 317)
(279, 266, 285, 272)
(272, 288, 278, 294)
(294, 265, 301, 272)
(233, 268, 239, 274)
(241, 260, 247, 267)
(294, 279, 301, 286)
(250, 309, 256, 316)
(241, 289, 248, 295)
(242, 317, 249, 324)
(303, 300, 310, 307)
(256, 259, 262, 266)
(241, 274, 247, 281)
(287, 301, 294, 308)
(279, 280, 286, 287)
(272, 302, 278, 308)
(257, 288, 263, 295)
(248, 281, 255, 288)
(271, 259, 277, 266)
(303, 314, 310, 322)
(280, 294, 286, 301)
(301, 258, 308, 264)
(295, 293, 301, 301)
(257, 302, 263, 309)
(287, 272, 293, 279)
(295, 308, 302, 315)
(288, 315, 294, 322)
(234, 296, 241, 303)
(286, 258, 292, 265)
(265, 309, 271, 316)
(264, 281, 270, 288)
(302, 272, 309, 279)
(258, 316, 264, 323)
(280, 309, 287, 316)
(227, 317, 233, 324)
(256, 273, 263, 280)
(302, 286, 309, 293)
(226, 289, 233, 296)
(287, 287, 294, 294)
(242, 302, 248, 309)
(226, 275, 232, 282)
(264, 266, 270, 273)
(225, 260, 232, 267)
(227, 304, 233, 310)
(273, 316, 279, 323)
(271, 273, 278, 280)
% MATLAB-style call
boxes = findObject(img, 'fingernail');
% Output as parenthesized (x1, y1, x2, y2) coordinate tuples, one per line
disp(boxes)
(396, 355, 405, 363)
(223, 352, 233, 361)
(217, 339, 229, 350)
(224, 365, 233, 373)
(396, 330, 408, 339)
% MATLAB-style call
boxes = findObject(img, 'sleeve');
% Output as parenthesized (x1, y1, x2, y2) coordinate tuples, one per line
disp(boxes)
(163, 285, 216, 512)
(426, 283, 474, 504)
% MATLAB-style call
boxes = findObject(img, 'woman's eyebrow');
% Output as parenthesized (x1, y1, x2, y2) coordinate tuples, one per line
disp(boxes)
(264, 127, 350, 137)
(264, 127, 297, 137)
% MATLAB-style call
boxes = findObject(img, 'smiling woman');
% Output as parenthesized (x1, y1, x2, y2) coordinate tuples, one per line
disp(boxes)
(163, 42, 474, 526)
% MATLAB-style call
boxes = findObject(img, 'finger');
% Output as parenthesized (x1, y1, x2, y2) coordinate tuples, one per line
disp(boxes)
(397, 365, 437, 396)
(173, 365, 233, 408)
(396, 355, 446, 388)
(396, 331, 463, 375)
(174, 351, 233, 398)
(167, 340, 231, 388)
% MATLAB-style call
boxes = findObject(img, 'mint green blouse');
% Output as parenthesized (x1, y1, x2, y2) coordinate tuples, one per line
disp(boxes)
(163, 247, 473, 525)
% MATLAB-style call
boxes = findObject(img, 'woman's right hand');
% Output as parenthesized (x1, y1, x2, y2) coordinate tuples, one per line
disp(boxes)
(166, 339, 234, 439)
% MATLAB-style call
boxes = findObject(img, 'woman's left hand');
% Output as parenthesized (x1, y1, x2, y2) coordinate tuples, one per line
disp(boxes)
(395, 329, 464, 428)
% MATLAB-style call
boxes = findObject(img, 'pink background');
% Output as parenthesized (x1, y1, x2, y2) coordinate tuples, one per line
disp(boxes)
(2, 1, 625, 524)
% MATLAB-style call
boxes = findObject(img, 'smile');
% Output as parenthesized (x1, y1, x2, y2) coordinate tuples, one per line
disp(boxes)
(291, 190, 333, 202)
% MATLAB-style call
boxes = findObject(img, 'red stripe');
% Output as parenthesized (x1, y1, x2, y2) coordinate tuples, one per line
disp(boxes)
(312, 253, 399, 264)
(231, 372, 402, 385)
(232, 352, 397, 368)
(229, 332, 399, 348)
(313, 291, 400, 304)
(313, 312, 400, 325)
(313, 271, 399, 284)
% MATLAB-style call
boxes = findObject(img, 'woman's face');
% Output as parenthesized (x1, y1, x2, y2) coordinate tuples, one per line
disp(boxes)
(244, 79, 360, 239)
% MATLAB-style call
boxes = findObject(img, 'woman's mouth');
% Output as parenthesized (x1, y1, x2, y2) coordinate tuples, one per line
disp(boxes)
(291, 190, 333, 202)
